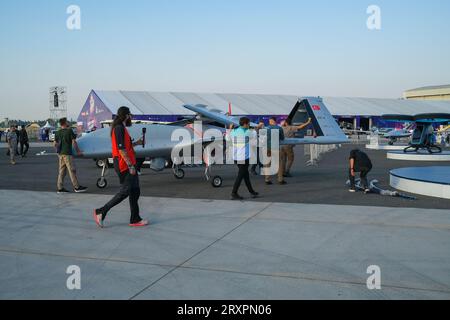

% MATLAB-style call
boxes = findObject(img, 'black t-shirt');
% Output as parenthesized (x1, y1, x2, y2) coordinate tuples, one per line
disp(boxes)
(112, 124, 135, 173)
(114, 124, 127, 150)
(55, 128, 77, 155)
(350, 150, 372, 170)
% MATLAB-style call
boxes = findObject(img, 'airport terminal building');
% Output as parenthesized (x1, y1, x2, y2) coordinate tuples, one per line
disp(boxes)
(77, 90, 450, 131)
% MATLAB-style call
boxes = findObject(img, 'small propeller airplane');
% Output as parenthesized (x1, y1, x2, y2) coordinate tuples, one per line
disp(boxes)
(74, 97, 349, 189)
(381, 113, 450, 154)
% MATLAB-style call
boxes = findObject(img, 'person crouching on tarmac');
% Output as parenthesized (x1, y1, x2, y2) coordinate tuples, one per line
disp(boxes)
(228, 117, 259, 200)
(349, 149, 373, 193)
(93, 107, 149, 228)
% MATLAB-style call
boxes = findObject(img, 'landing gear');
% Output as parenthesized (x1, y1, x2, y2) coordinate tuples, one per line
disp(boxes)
(96, 159, 109, 189)
(205, 165, 223, 188)
(95, 158, 112, 168)
(211, 176, 223, 188)
(171, 155, 224, 187)
(96, 177, 107, 189)
(173, 166, 185, 179)
(95, 159, 106, 168)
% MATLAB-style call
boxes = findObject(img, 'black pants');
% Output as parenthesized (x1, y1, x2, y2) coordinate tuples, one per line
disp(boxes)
(136, 158, 145, 172)
(20, 142, 29, 156)
(100, 166, 142, 224)
(232, 161, 256, 195)
(349, 167, 372, 189)
(250, 148, 262, 173)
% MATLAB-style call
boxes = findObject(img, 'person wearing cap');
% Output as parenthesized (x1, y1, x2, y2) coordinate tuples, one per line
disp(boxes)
(93, 106, 149, 228)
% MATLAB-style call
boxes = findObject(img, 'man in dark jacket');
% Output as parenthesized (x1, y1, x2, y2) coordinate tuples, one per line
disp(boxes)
(20, 127, 29, 157)
(15, 126, 20, 155)
(349, 149, 373, 193)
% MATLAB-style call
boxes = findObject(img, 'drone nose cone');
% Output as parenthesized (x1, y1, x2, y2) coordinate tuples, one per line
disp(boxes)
(75, 134, 93, 156)
(75, 130, 112, 159)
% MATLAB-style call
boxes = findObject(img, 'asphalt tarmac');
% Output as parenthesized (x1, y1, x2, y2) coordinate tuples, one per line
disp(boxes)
(1, 142, 449, 209)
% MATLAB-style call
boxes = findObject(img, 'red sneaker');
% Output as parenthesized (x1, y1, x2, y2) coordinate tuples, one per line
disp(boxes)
(129, 220, 149, 227)
(93, 209, 103, 228)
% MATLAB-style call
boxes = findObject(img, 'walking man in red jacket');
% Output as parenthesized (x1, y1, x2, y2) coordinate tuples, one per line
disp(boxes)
(93, 106, 149, 228)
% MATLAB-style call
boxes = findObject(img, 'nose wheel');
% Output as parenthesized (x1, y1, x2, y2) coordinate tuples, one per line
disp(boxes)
(96, 177, 107, 189)
(95, 159, 104, 168)
(96, 159, 109, 189)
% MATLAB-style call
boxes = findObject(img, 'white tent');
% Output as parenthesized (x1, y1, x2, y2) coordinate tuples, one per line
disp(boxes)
(92, 90, 450, 117)
(41, 121, 54, 129)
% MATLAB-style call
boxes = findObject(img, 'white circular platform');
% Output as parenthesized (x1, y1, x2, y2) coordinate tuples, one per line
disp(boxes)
(387, 151, 450, 161)
(366, 144, 409, 151)
(390, 167, 450, 199)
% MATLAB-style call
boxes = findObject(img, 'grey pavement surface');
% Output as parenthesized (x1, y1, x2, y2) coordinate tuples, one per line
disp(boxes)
(0, 143, 449, 209)
(0, 190, 449, 300)
(0, 142, 52, 148)
(1, 142, 449, 299)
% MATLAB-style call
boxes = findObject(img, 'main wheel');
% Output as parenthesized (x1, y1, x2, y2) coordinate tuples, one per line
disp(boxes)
(174, 169, 185, 179)
(96, 177, 107, 189)
(95, 159, 105, 168)
(211, 176, 223, 188)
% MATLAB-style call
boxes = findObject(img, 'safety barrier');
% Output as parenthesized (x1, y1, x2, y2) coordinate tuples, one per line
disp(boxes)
(305, 144, 340, 166)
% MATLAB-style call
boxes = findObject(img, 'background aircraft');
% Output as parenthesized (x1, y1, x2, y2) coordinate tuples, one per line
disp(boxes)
(75, 97, 349, 188)
(345, 124, 414, 145)
(381, 123, 415, 145)
(382, 113, 450, 153)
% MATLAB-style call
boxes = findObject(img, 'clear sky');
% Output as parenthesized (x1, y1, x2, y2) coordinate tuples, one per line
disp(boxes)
(1, 0, 449, 120)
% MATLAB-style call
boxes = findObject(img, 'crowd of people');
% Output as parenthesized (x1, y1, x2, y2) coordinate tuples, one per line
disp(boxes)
(5, 125, 29, 165)
(226, 115, 378, 199)
(227, 116, 313, 200)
